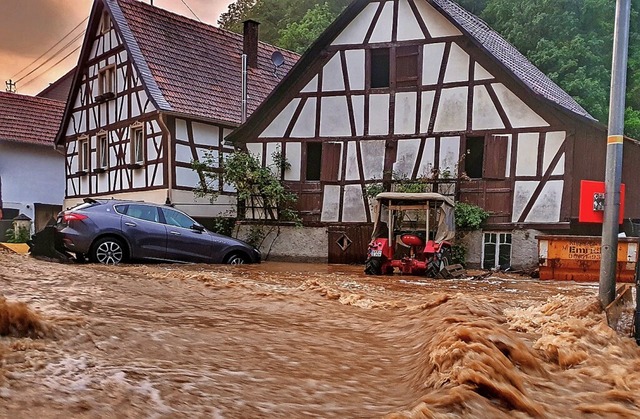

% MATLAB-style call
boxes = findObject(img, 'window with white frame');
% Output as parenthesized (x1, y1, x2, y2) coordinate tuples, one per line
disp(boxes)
(78, 136, 89, 173)
(98, 65, 116, 95)
(97, 132, 108, 169)
(483, 232, 512, 270)
(130, 125, 145, 165)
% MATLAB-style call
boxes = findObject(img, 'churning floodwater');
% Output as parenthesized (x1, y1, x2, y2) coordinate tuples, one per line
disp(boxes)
(1, 251, 639, 417)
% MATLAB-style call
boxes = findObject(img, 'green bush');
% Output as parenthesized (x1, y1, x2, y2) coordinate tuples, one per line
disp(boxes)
(455, 202, 489, 230)
(6, 227, 30, 243)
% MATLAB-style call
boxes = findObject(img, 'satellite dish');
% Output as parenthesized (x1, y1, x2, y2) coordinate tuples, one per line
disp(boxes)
(271, 51, 285, 68)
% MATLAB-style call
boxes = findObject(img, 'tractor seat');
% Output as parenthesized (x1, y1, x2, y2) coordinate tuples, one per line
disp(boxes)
(400, 234, 425, 247)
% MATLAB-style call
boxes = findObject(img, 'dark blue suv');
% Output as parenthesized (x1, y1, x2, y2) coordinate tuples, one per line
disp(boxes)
(56, 199, 261, 265)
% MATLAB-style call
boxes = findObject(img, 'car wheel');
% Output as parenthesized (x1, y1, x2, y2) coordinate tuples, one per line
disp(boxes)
(364, 258, 383, 275)
(225, 253, 248, 265)
(91, 237, 125, 265)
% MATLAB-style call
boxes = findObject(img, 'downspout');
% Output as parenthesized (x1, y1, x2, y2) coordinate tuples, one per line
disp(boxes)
(157, 112, 173, 205)
(241, 54, 248, 123)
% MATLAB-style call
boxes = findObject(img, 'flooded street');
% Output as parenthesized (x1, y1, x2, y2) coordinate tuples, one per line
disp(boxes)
(1, 251, 640, 418)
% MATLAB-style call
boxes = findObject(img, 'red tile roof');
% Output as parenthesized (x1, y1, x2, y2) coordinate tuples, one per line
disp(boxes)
(0, 92, 65, 146)
(114, 0, 299, 124)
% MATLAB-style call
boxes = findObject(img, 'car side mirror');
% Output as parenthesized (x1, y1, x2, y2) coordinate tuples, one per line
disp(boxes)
(191, 223, 205, 233)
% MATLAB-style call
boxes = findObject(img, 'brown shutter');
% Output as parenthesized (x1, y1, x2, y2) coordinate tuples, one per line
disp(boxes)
(483, 135, 509, 179)
(396, 45, 419, 88)
(321, 142, 342, 182)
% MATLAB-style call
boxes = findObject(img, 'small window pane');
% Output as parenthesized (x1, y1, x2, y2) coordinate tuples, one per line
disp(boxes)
(126, 204, 159, 222)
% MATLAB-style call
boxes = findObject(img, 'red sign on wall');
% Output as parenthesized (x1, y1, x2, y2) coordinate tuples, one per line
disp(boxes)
(578, 180, 625, 224)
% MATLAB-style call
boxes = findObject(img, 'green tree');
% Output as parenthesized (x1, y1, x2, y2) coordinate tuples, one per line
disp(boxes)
(278, 3, 338, 54)
(218, 0, 256, 34)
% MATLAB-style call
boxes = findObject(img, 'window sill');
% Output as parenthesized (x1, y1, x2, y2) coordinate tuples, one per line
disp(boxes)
(76, 170, 88, 176)
(94, 92, 115, 103)
(127, 163, 143, 170)
(94, 168, 106, 174)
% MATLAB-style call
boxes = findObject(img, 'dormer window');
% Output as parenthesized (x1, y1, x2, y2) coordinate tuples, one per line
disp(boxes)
(99, 11, 112, 34)
(98, 65, 116, 96)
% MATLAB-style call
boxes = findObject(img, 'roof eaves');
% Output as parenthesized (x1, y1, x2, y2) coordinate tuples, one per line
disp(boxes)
(108, 0, 172, 112)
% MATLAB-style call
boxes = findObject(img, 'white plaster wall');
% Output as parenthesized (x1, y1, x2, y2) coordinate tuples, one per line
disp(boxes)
(321, 185, 341, 222)
(342, 184, 367, 222)
(369, 1, 394, 44)
(422, 43, 445, 85)
(260, 99, 300, 138)
(192, 122, 219, 147)
(515, 133, 539, 176)
(345, 142, 360, 181)
(291, 98, 317, 138)
(301, 75, 318, 93)
(434, 87, 467, 132)
(472, 85, 504, 130)
(444, 43, 469, 83)
(544, 131, 566, 175)
(320, 96, 351, 137)
(525, 180, 564, 223)
(360, 140, 385, 180)
(322, 54, 345, 92)
(345, 50, 365, 90)
(420, 91, 436, 133)
(512, 181, 537, 222)
(394, 139, 421, 178)
(417, 138, 436, 176)
(414, 0, 462, 38)
(397, 0, 423, 41)
(439, 136, 460, 175)
(284, 142, 302, 181)
(246, 143, 262, 161)
(352, 95, 365, 136)
(492, 83, 549, 128)
(0, 142, 64, 217)
(394, 92, 417, 134)
(475, 63, 494, 81)
(331, 3, 378, 46)
(369, 94, 390, 135)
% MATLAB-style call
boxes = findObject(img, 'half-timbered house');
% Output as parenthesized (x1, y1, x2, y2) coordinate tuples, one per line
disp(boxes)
(55, 0, 297, 221)
(227, 0, 640, 268)
(0, 92, 65, 237)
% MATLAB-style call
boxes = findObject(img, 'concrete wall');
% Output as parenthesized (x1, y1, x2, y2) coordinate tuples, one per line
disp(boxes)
(236, 224, 328, 263)
(459, 228, 542, 270)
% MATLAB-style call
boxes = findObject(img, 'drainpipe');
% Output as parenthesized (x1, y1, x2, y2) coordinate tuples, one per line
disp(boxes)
(241, 54, 247, 123)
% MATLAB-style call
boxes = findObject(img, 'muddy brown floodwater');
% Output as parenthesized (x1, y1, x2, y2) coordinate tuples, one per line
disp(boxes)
(1, 251, 640, 418)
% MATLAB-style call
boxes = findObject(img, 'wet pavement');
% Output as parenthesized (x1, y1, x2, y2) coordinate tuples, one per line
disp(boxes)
(1, 251, 639, 418)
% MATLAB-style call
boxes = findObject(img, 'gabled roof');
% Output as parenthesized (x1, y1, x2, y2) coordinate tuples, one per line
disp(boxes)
(56, 0, 298, 146)
(0, 92, 65, 146)
(37, 67, 75, 102)
(228, 0, 598, 144)
(431, 0, 593, 121)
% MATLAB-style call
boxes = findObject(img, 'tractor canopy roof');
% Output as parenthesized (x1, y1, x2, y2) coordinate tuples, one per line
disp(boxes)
(374, 192, 455, 208)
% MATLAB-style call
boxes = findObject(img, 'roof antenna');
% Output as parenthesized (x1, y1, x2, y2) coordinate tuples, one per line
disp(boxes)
(271, 51, 285, 79)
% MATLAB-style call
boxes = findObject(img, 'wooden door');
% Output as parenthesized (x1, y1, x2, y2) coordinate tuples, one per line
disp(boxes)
(328, 225, 374, 264)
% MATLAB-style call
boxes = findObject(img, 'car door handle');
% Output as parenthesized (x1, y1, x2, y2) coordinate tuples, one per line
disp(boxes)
(125, 222, 137, 227)
(170, 231, 181, 236)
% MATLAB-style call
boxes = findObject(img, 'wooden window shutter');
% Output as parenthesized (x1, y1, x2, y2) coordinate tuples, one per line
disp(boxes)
(396, 45, 419, 88)
(321, 142, 342, 182)
(483, 135, 509, 179)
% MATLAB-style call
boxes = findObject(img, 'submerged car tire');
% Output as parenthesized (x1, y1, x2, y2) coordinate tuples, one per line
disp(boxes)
(225, 253, 248, 265)
(91, 237, 126, 265)
(364, 258, 383, 275)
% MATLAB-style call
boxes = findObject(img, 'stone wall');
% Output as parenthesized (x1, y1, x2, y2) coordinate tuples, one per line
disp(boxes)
(235, 224, 328, 263)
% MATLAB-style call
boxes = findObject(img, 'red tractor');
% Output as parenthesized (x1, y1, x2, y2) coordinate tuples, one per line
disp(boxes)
(364, 192, 462, 277)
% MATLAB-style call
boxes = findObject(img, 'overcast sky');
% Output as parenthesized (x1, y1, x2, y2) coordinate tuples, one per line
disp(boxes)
(0, 0, 233, 96)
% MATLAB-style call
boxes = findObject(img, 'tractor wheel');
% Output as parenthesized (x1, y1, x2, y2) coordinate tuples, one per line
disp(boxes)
(364, 258, 383, 275)
(440, 248, 452, 271)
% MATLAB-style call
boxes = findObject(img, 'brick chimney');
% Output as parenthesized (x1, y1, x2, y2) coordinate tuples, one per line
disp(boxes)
(243, 20, 260, 69)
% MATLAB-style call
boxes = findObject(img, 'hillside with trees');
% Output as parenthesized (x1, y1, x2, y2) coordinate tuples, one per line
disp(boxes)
(219, 0, 640, 138)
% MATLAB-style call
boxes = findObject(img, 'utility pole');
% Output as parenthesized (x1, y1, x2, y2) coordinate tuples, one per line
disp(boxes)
(5, 79, 16, 93)
(599, 0, 631, 307)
